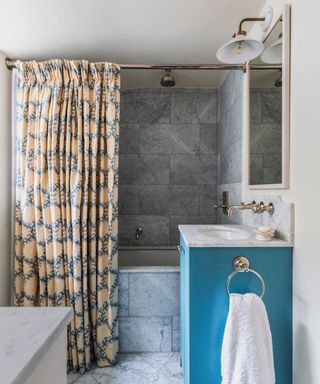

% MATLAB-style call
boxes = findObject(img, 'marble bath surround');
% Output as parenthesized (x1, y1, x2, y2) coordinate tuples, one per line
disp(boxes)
(119, 267, 180, 353)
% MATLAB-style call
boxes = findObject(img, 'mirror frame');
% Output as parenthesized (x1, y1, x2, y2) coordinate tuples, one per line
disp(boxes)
(246, 4, 291, 189)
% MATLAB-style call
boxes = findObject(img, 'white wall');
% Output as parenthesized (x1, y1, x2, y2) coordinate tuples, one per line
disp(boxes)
(0, 53, 12, 306)
(245, 1, 320, 382)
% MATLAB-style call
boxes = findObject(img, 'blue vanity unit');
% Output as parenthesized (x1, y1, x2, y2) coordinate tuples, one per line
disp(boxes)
(179, 225, 293, 384)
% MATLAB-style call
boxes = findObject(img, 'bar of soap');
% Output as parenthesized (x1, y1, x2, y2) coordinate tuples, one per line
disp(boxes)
(258, 225, 272, 233)
(255, 234, 272, 242)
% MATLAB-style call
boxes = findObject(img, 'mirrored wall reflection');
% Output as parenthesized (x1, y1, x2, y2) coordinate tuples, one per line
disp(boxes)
(249, 71, 282, 185)
(249, 16, 283, 186)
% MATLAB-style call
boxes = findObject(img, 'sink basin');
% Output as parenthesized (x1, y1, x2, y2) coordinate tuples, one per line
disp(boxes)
(198, 226, 250, 240)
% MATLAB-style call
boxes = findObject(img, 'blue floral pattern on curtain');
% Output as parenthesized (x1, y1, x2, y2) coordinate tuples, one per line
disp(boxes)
(14, 59, 120, 372)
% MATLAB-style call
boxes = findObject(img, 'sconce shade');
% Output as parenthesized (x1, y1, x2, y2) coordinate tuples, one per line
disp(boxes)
(260, 37, 282, 64)
(216, 34, 264, 64)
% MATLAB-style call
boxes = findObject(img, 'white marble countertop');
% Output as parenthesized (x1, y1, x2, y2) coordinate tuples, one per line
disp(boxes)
(179, 224, 293, 248)
(0, 307, 72, 384)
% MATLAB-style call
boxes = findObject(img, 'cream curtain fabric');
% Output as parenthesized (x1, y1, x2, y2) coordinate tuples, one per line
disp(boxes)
(14, 59, 120, 372)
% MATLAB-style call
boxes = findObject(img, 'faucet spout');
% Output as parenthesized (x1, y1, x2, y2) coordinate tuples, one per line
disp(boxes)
(226, 200, 274, 216)
(227, 202, 256, 217)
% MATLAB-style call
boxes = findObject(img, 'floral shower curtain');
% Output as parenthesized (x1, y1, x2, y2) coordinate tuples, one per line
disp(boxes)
(14, 59, 120, 372)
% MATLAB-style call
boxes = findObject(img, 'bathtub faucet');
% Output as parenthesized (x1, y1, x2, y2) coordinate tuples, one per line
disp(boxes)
(135, 227, 143, 240)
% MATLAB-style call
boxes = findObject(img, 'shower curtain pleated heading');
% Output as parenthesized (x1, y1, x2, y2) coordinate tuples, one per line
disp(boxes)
(14, 59, 120, 372)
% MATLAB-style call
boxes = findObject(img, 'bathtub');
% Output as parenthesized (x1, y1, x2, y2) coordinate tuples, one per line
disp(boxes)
(119, 245, 179, 267)
(118, 246, 180, 353)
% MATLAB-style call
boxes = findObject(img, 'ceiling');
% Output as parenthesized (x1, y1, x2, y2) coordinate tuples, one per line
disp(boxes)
(0, 0, 266, 89)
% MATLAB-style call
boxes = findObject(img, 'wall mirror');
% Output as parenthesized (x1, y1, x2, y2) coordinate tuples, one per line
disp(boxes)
(248, 5, 290, 189)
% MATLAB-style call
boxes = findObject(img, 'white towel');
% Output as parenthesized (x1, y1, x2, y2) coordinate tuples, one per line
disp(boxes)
(221, 293, 275, 384)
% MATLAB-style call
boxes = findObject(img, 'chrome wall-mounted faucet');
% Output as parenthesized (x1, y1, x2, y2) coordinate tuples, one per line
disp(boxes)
(215, 192, 274, 217)
(227, 201, 274, 217)
(135, 227, 143, 240)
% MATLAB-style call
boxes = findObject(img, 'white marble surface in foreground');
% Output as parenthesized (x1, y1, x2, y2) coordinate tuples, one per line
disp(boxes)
(179, 224, 293, 248)
(0, 307, 72, 384)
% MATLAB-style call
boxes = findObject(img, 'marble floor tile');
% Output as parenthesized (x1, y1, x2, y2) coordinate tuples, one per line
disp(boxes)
(67, 353, 183, 384)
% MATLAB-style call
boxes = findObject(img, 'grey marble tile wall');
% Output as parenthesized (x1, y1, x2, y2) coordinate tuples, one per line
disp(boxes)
(217, 71, 244, 224)
(119, 269, 180, 353)
(250, 88, 282, 185)
(119, 89, 218, 246)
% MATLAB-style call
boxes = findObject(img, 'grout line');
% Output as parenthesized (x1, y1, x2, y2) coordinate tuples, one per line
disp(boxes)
(171, 316, 173, 352)
(128, 273, 131, 317)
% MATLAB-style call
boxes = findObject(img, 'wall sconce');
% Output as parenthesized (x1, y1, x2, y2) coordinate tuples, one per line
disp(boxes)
(216, 6, 273, 64)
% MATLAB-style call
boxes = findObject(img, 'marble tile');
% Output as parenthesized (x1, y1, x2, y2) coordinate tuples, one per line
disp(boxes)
(169, 215, 215, 244)
(219, 140, 242, 184)
(139, 154, 170, 184)
(172, 92, 218, 124)
(68, 353, 183, 384)
(119, 272, 129, 317)
(140, 123, 200, 154)
(119, 154, 140, 184)
(138, 184, 203, 216)
(218, 95, 243, 151)
(129, 273, 180, 316)
(119, 215, 169, 245)
(172, 316, 180, 352)
(243, 194, 294, 242)
(199, 184, 216, 216)
(262, 153, 282, 184)
(119, 154, 170, 184)
(169, 185, 199, 215)
(119, 185, 139, 214)
(250, 154, 264, 185)
(121, 92, 171, 124)
(262, 91, 282, 124)
(250, 123, 282, 155)
(250, 93, 262, 124)
(199, 124, 217, 154)
(217, 99, 242, 152)
(139, 185, 170, 214)
(170, 154, 216, 185)
(119, 123, 139, 153)
(119, 317, 172, 352)
(219, 71, 243, 119)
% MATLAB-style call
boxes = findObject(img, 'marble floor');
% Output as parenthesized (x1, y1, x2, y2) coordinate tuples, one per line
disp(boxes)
(68, 353, 183, 384)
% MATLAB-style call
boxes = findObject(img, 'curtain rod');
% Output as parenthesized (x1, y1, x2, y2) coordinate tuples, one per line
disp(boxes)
(5, 58, 245, 71)
(5, 58, 282, 72)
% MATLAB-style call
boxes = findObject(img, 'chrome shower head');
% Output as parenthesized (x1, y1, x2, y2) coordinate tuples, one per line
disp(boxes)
(160, 69, 175, 87)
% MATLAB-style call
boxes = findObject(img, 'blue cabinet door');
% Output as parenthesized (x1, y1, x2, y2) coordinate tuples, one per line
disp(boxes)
(180, 242, 293, 384)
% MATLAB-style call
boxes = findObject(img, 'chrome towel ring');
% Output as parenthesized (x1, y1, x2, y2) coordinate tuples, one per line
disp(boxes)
(226, 256, 265, 299)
